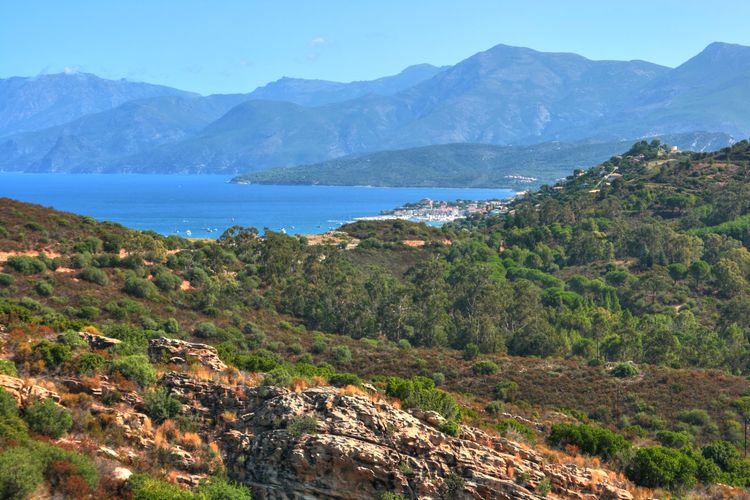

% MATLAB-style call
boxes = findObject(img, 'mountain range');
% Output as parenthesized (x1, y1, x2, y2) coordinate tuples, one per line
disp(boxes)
(0, 42, 748, 177)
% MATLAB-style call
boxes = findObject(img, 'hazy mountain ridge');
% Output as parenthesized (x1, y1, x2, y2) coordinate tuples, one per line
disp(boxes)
(0, 42, 749, 175)
(0, 72, 197, 137)
(245, 63, 447, 106)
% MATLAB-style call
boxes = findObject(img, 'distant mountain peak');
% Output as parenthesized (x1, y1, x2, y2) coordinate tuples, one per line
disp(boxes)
(687, 41, 750, 66)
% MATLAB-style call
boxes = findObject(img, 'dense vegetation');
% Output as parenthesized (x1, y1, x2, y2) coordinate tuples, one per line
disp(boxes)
(3, 139, 750, 496)
(231, 141, 636, 188)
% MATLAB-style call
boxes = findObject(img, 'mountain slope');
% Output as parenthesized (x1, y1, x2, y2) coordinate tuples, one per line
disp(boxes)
(0, 94, 250, 172)
(387, 44, 669, 146)
(0, 72, 196, 137)
(246, 63, 446, 106)
(593, 42, 750, 138)
(231, 132, 734, 187)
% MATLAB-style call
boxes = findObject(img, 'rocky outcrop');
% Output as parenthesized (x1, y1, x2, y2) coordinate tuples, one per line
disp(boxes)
(161, 374, 633, 500)
(0, 374, 60, 406)
(75, 331, 122, 350)
(148, 337, 227, 372)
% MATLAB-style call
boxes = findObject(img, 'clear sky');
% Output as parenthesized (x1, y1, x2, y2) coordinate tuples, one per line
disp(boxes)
(2, 0, 749, 95)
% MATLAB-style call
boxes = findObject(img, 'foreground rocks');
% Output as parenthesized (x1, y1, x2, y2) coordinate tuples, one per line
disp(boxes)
(161, 373, 633, 499)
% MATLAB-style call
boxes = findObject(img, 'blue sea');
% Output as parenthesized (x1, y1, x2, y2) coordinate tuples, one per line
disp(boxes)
(0, 173, 515, 238)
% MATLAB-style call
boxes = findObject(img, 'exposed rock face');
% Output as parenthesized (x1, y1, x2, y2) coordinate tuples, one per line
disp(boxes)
(148, 337, 227, 372)
(75, 331, 122, 350)
(161, 373, 632, 500)
(0, 374, 60, 406)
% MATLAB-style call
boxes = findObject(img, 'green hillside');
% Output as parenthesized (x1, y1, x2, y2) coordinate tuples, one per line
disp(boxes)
(232, 133, 732, 187)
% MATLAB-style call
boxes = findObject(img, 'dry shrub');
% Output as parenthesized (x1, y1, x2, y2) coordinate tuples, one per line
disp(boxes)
(155, 419, 179, 448)
(245, 372, 263, 387)
(292, 378, 309, 393)
(507, 465, 515, 480)
(221, 410, 237, 424)
(187, 365, 214, 381)
(80, 374, 102, 389)
(179, 431, 202, 450)
(80, 325, 101, 335)
(340, 384, 364, 396)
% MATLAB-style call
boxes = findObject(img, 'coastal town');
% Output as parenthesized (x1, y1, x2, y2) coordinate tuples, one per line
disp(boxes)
(355, 195, 519, 223)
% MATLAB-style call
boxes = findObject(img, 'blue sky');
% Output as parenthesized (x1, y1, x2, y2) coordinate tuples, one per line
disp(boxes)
(2, 0, 749, 95)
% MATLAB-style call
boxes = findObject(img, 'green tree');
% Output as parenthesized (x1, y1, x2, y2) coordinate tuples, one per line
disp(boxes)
(626, 446, 697, 491)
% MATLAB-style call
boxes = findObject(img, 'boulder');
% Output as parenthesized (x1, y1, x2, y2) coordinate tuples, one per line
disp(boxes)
(148, 338, 227, 372)
(76, 331, 122, 350)
(112, 467, 132, 483)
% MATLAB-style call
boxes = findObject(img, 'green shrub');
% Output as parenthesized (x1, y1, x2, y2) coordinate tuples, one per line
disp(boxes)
(32, 441, 99, 491)
(494, 380, 519, 402)
(144, 388, 183, 424)
(32, 340, 71, 368)
(129, 474, 197, 500)
(330, 345, 352, 366)
(612, 362, 639, 378)
(384, 376, 461, 421)
(677, 409, 712, 427)
(286, 415, 318, 437)
(701, 440, 741, 472)
(656, 430, 693, 449)
(485, 400, 505, 415)
(328, 372, 362, 387)
(6, 256, 46, 274)
(626, 446, 697, 492)
(110, 354, 157, 386)
(462, 343, 480, 360)
(438, 420, 461, 437)
(397, 339, 412, 350)
(23, 398, 73, 438)
(288, 342, 304, 355)
(0, 273, 14, 287)
(0, 446, 44, 499)
(548, 423, 630, 459)
(34, 280, 53, 296)
(153, 271, 182, 292)
(496, 419, 536, 442)
(536, 477, 551, 497)
(58, 330, 88, 350)
(76, 352, 105, 374)
(0, 388, 27, 443)
(431, 372, 446, 386)
(310, 337, 327, 354)
(262, 367, 292, 387)
(198, 477, 252, 500)
(471, 360, 498, 375)
(123, 273, 157, 299)
(194, 322, 220, 339)
(0, 360, 16, 376)
(80, 266, 109, 286)
(74, 236, 103, 254)
(102, 233, 124, 253)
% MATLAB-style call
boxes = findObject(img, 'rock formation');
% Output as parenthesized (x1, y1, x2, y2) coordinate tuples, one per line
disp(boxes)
(161, 372, 633, 499)
(0, 374, 60, 406)
(148, 337, 227, 372)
